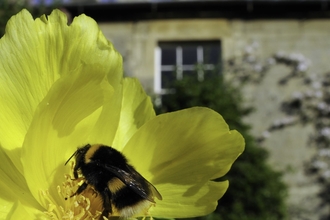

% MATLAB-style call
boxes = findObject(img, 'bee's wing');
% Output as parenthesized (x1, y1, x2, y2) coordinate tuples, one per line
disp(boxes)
(125, 165, 163, 201)
(104, 164, 162, 202)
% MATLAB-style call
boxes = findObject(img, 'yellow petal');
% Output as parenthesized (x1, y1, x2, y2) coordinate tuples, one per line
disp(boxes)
(122, 107, 244, 217)
(5, 201, 31, 220)
(123, 107, 244, 181)
(5, 201, 46, 220)
(87, 82, 123, 146)
(21, 70, 113, 208)
(112, 78, 155, 150)
(0, 9, 122, 173)
(0, 147, 41, 210)
(150, 181, 228, 218)
(0, 9, 57, 173)
(0, 198, 14, 219)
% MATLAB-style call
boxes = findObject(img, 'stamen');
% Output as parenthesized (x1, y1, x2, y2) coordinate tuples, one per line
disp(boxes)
(41, 162, 154, 219)
(42, 162, 104, 219)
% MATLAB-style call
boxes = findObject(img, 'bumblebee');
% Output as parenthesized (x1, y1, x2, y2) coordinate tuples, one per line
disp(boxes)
(65, 144, 162, 218)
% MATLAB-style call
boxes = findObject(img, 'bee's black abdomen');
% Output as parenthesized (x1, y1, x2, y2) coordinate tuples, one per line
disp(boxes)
(112, 186, 146, 209)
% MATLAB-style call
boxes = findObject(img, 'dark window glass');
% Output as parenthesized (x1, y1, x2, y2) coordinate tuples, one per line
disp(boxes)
(160, 40, 221, 65)
(182, 46, 197, 65)
(204, 45, 220, 64)
(158, 40, 221, 91)
(161, 48, 176, 65)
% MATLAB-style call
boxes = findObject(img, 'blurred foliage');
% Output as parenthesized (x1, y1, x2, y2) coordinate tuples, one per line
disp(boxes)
(0, 0, 56, 37)
(155, 74, 287, 220)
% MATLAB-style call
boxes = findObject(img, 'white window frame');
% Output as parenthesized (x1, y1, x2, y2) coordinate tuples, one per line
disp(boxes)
(154, 41, 219, 95)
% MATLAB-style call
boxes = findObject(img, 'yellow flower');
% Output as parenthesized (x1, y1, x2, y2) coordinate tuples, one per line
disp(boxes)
(0, 9, 244, 220)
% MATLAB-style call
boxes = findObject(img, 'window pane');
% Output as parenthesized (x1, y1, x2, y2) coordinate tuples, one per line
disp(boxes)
(204, 45, 220, 64)
(157, 40, 221, 93)
(161, 70, 177, 88)
(161, 48, 176, 65)
(182, 46, 197, 65)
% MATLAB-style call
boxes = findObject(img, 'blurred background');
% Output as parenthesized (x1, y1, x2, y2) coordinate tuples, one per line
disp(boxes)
(4, 0, 330, 219)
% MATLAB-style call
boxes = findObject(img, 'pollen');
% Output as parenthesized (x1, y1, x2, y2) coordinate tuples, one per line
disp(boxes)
(42, 163, 105, 220)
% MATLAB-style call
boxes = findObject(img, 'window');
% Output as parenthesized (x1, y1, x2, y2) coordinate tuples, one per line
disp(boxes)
(154, 40, 221, 94)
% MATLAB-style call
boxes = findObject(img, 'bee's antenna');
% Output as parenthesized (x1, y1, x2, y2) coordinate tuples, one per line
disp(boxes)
(65, 151, 77, 165)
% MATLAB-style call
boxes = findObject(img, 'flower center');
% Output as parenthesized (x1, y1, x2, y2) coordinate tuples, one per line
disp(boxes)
(42, 163, 105, 219)
(41, 162, 155, 219)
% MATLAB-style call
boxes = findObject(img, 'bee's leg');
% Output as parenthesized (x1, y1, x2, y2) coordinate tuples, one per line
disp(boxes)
(71, 182, 88, 197)
(65, 182, 88, 200)
(70, 176, 84, 182)
(100, 188, 112, 219)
